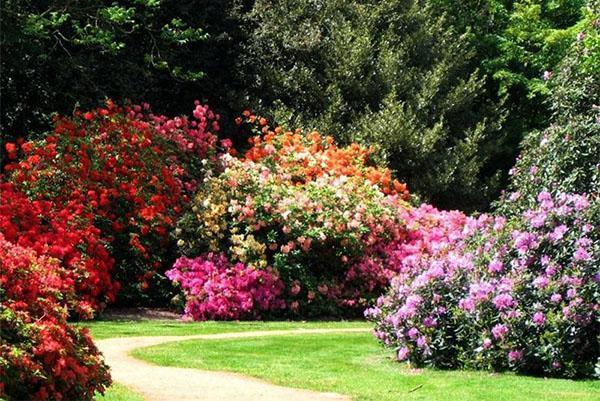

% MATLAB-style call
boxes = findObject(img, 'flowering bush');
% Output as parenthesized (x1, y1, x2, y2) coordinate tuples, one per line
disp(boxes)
(0, 182, 117, 317)
(166, 253, 285, 320)
(367, 192, 599, 378)
(0, 235, 111, 400)
(237, 111, 410, 198)
(175, 113, 411, 318)
(4, 101, 219, 305)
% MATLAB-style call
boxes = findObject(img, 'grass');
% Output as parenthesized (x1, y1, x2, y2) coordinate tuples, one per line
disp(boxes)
(131, 330, 600, 401)
(86, 319, 368, 400)
(81, 319, 369, 340)
(95, 383, 144, 401)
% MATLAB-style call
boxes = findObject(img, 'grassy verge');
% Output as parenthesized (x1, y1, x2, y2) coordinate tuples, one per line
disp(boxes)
(132, 331, 600, 401)
(82, 319, 369, 340)
(95, 383, 145, 401)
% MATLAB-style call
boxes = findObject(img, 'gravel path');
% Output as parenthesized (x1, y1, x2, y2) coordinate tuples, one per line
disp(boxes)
(97, 328, 369, 401)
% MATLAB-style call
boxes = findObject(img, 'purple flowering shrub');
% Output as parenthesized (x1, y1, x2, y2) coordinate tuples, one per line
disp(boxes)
(367, 192, 599, 378)
(166, 253, 286, 320)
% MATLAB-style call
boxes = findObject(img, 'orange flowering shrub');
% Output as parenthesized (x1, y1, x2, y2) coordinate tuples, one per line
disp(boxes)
(238, 111, 410, 199)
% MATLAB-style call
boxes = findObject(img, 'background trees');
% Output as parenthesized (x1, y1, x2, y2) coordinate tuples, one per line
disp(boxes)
(1, 0, 593, 211)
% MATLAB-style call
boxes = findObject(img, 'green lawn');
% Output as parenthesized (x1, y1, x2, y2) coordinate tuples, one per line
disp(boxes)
(96, 383, 144, 401)
(131, 330, 600, 401)
(82, 319, 369, 340)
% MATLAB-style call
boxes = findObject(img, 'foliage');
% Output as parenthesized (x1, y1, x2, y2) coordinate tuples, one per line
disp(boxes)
(4, 101, 219, 306)
(496, 6, 600, 215)
(166, 253, 285, 320)
(1, 0, 592, 214)
(174, 113, 410, 317)
(237, 0, 507, 211)
(0, 0, 211, 139)
(0, 235, 111, 401)
(489, 0, 586, 120)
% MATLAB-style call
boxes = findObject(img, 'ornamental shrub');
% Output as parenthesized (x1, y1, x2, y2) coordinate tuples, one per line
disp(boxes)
(174, 113, 410, 318)
(0, 235, 111, 400)
(0, 182, 117, 317)
(367, 192, 599, 378)
(166, 253, 285, 320)
(4, 101, 219, 305)
(368, 11, 600, 378)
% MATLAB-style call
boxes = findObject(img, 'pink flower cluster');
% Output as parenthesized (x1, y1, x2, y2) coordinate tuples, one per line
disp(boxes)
(166, 253, 286, 320)
(367, 192, 599, 378)
(152, 101, 220, 162)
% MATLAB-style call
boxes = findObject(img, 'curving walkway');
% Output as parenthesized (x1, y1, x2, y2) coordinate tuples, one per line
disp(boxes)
(97, 328, 369, 401)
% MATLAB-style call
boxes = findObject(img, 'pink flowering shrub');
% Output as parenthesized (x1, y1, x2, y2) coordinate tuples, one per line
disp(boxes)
(367, 192, 599, 378)
(174, 117, 411, 318)
(166, 253, 285, 320)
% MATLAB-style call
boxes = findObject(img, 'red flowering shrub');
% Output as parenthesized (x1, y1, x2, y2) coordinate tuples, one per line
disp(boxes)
(0, 235, 111, 400)
(5, 101, 219, 304)
(0, 182, 117, 317)
(166, 253, 286, 320)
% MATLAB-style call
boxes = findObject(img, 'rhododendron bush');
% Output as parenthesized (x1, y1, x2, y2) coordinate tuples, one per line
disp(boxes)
(3, 101, 219, 307)
(166, 253, 285, 320)
(367, 192, 600, 378)
(0, 235, 111, 400)
(0, 182, 116, 317)
(174, 112, 412, 318)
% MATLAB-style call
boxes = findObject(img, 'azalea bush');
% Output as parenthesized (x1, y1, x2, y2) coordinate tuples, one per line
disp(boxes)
(0, 235, 111, 400)
(367, 191, 599, 378)
(4, 101, 219, 305)
(174, 112, 411, 318)
(0, 182, 117, 317)
(166, 253, 285, 320)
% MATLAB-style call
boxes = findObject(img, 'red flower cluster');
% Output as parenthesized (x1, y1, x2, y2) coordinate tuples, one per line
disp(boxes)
(0, 235, 111, 401)
(0, 182, 117, 317)
(4, 101, 219, 304)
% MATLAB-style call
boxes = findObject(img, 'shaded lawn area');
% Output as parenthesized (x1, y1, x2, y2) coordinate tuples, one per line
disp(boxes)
(131, 331, 600, 401)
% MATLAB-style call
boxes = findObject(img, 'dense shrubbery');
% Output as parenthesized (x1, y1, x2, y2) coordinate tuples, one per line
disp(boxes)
(0, 183, 117, 317)
(2, 0, 591, 212)
(0, 235, 111, 400)
(174, 113, 411, 318)
(3, 101, 219, 309)
(367, 16, 600, 378)
(166, 253, 285, 320)
(367, 192, 599, 378)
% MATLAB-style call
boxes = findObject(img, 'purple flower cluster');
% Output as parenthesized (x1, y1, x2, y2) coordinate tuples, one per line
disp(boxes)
(166, 253, 285, 320)
(367, 192, 599, 378)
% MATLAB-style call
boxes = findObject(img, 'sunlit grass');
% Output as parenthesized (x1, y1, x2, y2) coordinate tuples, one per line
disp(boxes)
(132, 331, 600, 401)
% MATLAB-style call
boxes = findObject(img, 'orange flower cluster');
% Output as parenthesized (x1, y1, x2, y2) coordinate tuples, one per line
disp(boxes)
(238, 111, 410, 199)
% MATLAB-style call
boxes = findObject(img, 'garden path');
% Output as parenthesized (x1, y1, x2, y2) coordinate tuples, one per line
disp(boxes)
(97, 328, 369, 401)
